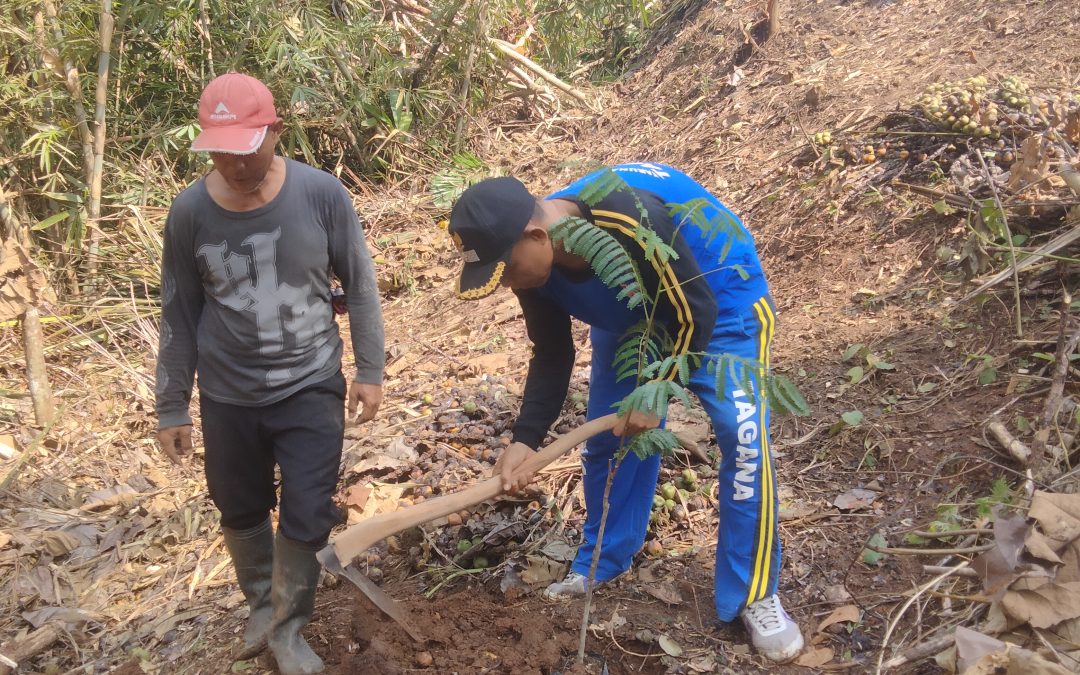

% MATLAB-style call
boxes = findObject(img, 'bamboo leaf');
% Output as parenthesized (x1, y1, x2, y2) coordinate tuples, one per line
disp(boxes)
(32, 211, 72, 231)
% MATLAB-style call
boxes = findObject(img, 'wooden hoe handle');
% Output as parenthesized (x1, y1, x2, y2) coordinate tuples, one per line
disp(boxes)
(331, 414, 617, 564)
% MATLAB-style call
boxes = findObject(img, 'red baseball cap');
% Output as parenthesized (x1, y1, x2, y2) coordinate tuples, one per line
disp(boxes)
(191, 73, 278, 154)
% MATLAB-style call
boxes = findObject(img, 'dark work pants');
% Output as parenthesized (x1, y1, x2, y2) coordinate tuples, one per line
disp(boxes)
(201, 372, 346, 546)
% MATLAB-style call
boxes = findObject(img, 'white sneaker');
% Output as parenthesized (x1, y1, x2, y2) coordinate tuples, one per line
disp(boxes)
(543, 572, 601, 599)
(740, 594, 804, 663)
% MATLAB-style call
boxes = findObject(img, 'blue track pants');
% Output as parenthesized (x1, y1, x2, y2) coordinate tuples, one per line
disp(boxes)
(571, 295, 780, 621)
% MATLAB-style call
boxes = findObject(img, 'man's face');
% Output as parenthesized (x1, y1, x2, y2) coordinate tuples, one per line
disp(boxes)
(209, 125, 279, 193)
(501, 229, 553, 290)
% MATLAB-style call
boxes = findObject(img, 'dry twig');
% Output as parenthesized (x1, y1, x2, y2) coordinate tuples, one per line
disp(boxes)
(987, 420, 1032, 463)
(874, 563, 969, 675)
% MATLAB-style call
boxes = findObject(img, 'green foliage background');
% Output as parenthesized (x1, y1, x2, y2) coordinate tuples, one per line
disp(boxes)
(0, 0, 660, 291)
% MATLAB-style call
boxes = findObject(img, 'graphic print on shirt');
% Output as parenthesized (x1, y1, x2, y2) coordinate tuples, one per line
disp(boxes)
(197, 228, 323, 387)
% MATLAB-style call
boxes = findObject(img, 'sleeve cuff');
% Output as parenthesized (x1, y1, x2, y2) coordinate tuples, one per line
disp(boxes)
(511, 428, 544, 451)
(158, 410, 193, 430)
(353, 367, 384, 385)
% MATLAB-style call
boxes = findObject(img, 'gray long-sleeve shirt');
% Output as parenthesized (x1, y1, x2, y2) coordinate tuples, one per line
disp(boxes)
(155, 158, 384, 429)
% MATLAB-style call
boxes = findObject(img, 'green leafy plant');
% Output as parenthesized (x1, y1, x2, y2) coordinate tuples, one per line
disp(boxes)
(967, 353, 999, 385)
(863, 532, 888, 565)
(842, 343, 895, 384)
(975, 478, 1015, 519)
(430, 152, 492, 209)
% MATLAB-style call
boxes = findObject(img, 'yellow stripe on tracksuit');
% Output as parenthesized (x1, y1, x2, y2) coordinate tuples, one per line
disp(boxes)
(747, 298, 776, 603)
(592, 209, 694, 379)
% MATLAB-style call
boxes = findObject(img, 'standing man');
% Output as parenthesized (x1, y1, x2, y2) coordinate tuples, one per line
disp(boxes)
(447, 164, 803, 663)
(155, 73, 384, 675)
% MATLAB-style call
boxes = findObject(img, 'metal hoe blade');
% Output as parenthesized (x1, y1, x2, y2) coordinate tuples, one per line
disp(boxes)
(317, 545, 425, 643)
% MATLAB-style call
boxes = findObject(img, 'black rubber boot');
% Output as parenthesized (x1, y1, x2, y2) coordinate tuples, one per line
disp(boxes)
(268, 534, 325, 674)
(222, 518, 274, 660)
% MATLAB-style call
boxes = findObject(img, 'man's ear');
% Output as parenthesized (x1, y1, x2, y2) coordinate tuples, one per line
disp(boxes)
(523, 224, 549, 243)
(269, 119, 285, 135)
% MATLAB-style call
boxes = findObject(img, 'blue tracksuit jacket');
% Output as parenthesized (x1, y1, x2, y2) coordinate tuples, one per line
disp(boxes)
(510, 163, 780, 620)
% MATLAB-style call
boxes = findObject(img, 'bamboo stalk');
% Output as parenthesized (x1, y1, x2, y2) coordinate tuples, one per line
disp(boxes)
(85, 0, 115, 285)
(198, 0, 215, 78)
(42, 0, 94, 184)
(410, 0, 466, 90)
(454, 0, 483, 148)
(488, 38, 593, 107)
(23, 306, 54, 427)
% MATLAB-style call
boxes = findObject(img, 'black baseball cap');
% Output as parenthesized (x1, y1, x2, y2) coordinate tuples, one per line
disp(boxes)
(448, 176, 536, 300)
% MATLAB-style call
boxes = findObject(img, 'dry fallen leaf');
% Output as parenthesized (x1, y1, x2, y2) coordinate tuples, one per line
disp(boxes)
(823, 584, 852, 603)
(961, 643, 1073, 675)
(465, 352, 511, 375)
(1000, 581, 1080, 629)
(39, 531, 80, 557)
(499, 565, 532, 600)
(955, 626, 1006, 673)
(817, 604, 860, 633)
(519, 556, 566, 587)
(348, 483, 405, 523)
(658, 634, 683, 657)
(343, 484, 371, 512)
(641, 581, 683, 605)
(22, 606, 94, 629)
(539, 540, 576, 562)
(686, 654, 718, 673)
(1024, 530, 1063, 565)
(637, 562, 661, 583)
(971, 511, 1031, 593)
(1007, 135, 1051, 193)
(0, 433, 16, 460)
(796, 646, 834, 668)
(348, 454, 406, 475)
(82, 484, 139, 512)
(832, 488, 878, 511)
(607, 608, 627, 631)
(1028, 491, 1080, 544)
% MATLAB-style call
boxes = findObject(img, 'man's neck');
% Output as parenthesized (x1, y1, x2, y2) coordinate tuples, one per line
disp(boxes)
(544, 198, 589, 271)
(206, 156, 286, 213)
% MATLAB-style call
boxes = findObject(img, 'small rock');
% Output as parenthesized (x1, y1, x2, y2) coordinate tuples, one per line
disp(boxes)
(415, 651, 433, 667)
(824, 584, 852, 603)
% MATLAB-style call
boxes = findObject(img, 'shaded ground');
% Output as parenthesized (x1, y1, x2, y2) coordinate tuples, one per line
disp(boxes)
(2, 0, 1079, 673)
